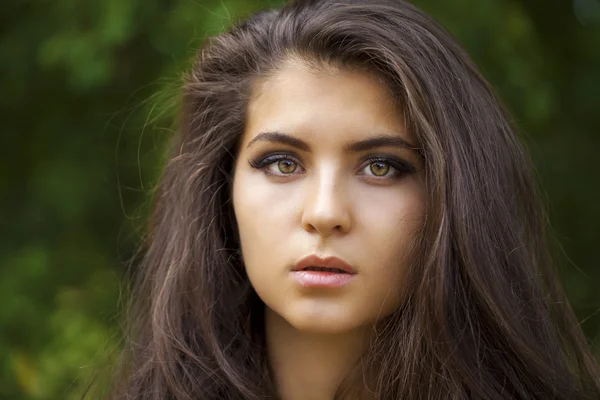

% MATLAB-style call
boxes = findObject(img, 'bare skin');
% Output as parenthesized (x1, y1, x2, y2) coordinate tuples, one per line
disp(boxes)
(265, 308, 372, 400)
(232, 58, 426, 400)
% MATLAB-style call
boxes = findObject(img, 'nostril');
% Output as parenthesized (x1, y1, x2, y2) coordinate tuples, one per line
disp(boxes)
(301, 206, 352, 235)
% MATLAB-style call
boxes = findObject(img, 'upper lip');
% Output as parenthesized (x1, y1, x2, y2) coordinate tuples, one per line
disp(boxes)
(293, 254, 357, 274)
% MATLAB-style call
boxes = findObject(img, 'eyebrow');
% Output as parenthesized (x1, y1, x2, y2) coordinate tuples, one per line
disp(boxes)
(246, 131, 421, 155)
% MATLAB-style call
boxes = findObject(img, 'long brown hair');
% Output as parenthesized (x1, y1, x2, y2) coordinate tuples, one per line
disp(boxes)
(108, 0, 600, 398)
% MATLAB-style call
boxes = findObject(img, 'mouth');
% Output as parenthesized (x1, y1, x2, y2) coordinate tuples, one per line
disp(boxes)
(290, 255, 357, 288)
(292, 254, 357, 275)
(301, 266, 351, 274)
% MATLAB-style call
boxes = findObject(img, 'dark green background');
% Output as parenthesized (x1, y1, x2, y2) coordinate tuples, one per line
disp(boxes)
(2, 0, 599, 398)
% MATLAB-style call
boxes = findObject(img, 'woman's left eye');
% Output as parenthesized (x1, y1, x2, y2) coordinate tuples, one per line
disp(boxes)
(358, 158, 412, 179)
(363, 161, 392, 177)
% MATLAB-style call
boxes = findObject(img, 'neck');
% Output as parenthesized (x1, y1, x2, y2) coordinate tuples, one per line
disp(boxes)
(265, 307, 373, 400)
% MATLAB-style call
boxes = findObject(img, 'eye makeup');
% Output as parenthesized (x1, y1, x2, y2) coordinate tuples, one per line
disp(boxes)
(356, 156, 416, 180)
(247, 150, 417, 181)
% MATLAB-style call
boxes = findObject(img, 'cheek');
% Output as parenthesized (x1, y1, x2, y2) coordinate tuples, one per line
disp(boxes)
(232, 171, 297, 262)
(354, 184, 424, 282)
(356, 181, 424, 244)
(355, 210, 423, 321)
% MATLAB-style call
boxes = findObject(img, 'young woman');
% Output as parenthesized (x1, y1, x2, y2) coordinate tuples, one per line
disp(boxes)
(108, 0, 600, 399)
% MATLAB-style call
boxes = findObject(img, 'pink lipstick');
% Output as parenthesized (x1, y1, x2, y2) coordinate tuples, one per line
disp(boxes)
(291, 254, 357, 288)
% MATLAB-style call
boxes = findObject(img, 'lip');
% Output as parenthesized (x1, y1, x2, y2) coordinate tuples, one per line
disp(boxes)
(291, 254, 357, 288)
(293, 254, 357, 274)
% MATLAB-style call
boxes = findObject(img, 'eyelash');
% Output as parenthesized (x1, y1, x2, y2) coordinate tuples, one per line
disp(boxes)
(248, 153, 416, 180)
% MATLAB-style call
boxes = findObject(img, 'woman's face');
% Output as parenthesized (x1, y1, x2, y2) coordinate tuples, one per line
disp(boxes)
(233, 60, 425, 334)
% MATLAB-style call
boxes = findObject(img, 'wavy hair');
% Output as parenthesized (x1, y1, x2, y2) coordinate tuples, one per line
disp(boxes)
(108, 0, 600, 398)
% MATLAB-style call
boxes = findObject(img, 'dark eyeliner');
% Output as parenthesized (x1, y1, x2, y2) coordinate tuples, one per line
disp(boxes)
(248, 153, 300, 169)
(363, 156, 417, 175)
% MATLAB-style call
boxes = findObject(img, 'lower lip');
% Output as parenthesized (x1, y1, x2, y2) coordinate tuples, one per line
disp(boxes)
(290, 271, 356, 288)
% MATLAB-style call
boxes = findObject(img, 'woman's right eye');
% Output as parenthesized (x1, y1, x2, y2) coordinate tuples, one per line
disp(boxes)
(249, 154, 305, 176)
(268, 158, 298, 174)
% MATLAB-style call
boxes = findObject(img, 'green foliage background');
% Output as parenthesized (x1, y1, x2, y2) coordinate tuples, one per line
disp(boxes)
(1, 0, 599, 398)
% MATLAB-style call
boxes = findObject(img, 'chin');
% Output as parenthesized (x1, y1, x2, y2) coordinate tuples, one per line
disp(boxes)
(280, 303, 366, 335)
(288, 318, 360, 335)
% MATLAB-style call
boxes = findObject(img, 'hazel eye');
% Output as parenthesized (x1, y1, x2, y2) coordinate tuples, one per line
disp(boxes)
(361, 160, 394, 177)
(369, 161, 390, 177)
(357, 157, 415, 181)
(248, 154, 304, 177)
(274, 159, 297, 174)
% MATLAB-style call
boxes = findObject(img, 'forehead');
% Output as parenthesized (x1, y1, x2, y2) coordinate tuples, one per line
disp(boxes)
(242, 60, 411, 146)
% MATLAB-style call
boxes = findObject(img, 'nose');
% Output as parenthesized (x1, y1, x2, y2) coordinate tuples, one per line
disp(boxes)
(301, 173, 352, 237)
